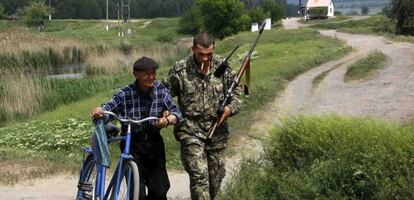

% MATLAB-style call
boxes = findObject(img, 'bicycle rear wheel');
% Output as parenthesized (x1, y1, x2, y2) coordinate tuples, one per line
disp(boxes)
(111, 160, 140, 200)
(76, 154, 97, 200)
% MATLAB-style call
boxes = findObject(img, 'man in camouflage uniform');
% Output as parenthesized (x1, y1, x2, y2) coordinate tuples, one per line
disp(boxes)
(163, 33, 242, 200)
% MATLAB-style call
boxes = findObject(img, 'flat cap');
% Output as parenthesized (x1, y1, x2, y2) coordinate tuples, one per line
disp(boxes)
(133, 56, 159, 71)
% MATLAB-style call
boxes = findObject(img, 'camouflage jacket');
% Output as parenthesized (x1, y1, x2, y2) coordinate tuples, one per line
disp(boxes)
(163, 54, 242, 142)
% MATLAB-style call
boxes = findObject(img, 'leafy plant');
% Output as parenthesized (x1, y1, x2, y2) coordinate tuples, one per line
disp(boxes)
(22, 2, 50, 27)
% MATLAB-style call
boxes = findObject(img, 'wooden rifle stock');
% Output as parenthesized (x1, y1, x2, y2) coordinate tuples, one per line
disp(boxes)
(207, 21, 266, 140)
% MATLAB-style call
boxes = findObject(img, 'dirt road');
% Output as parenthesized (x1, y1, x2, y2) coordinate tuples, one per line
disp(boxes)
(276, 30, 414, 121)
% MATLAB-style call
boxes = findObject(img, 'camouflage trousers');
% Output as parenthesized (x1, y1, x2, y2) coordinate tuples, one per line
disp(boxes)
(180, 136, 226, 200)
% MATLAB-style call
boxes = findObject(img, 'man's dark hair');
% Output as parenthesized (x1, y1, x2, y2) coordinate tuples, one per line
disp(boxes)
(193, 33, 215, 48)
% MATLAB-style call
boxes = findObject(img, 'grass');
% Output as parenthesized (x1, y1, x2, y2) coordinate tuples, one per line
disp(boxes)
(311, 15, 414, 43)
(0, 24, 351, 184)
(312, 61, 347, 88)
(299, 15, 350, 25)
(215, 28, 351, 150)
(220, 115, 414, 199)
(312, 68, 333, 88)
(345, 51, 387, 82)
(44, 18, 189, 46)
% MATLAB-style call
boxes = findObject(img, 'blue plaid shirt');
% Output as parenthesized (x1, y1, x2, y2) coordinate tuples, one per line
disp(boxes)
(102, 80, 183, 133)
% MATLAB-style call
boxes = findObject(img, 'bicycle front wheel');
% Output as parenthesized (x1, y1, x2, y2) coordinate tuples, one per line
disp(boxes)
(76, 154, 97, 200)
(111, 160, 140, 200)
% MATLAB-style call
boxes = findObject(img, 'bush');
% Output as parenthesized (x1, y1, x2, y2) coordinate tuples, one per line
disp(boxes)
(155, 31, 176, 43)
(21, 2, 50, 27)
(221, 115, 414, 199)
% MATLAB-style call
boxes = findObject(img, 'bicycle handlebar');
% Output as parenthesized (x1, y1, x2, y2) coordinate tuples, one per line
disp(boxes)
(103, 111, 158, 124)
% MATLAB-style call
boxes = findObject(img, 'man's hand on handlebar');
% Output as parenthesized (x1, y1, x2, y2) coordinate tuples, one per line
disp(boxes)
(91, 107, 104, 119)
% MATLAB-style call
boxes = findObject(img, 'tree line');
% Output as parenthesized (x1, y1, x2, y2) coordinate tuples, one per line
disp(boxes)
(0, 0, 194, 19)
(0, 0, 413, 37)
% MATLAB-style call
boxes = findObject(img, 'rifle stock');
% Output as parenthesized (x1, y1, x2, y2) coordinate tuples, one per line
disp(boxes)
(207, 20, 266, 140)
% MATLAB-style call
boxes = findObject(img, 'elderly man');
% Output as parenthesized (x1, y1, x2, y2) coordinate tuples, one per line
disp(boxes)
(92, 56, 183, 200)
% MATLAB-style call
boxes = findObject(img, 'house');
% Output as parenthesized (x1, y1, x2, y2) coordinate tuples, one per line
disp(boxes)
(305, 0, 335, 20)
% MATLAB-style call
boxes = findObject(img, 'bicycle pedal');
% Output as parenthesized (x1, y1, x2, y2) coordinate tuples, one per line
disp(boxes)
(83, 193, 93, 200)
(78, 181, 93, 192)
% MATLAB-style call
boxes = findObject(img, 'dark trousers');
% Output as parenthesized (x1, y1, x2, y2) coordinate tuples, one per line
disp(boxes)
(120, 133, 170, 200)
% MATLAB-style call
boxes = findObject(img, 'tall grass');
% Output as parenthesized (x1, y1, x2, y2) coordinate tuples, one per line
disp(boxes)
(85, 49, 127, 76)
(221, 115, 414, 199)
(129, 43, 190, 69)
(0, 28, 83, 55)
(0, 42, 189, 125)
(0, 68, 46, 124)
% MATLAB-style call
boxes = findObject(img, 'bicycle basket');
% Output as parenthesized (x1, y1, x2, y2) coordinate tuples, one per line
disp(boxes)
(91, 119, 111, 168)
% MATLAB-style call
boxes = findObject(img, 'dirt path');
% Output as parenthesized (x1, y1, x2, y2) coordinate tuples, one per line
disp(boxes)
(277, 30, 414, 121)
(2, 19, 413, 200)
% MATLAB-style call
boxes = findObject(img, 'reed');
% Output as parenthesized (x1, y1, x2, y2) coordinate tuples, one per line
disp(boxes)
(0, 68, 47, 122)
(0, 28, 83, 56)
(85, 49, 127, 76)
(129, 43, 189, 69)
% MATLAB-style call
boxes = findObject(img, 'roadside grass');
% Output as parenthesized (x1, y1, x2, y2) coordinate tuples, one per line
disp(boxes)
(312, 61, 348, 88)
(299, 15, 350, 25)
(216, 28, 351, 151)
(311, 15, 414, 43)
(345, 51, 387, 82)
(0, 27, 350, 184)
(312, 68, 333, 88)
(220, 115, 414, 199)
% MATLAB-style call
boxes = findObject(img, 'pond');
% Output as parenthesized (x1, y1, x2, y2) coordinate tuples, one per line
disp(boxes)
(47, 64, 84, 79)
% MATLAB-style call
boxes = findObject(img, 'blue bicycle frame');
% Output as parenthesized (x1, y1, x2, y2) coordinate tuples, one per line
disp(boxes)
(78, 111, 157, 200)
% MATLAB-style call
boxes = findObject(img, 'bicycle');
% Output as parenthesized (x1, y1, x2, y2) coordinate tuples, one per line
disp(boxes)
(76, 111, 158, 200)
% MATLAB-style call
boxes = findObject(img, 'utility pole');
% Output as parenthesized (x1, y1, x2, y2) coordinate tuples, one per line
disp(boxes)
(105, 0, 109, 31)
(48, 0, 52, 20)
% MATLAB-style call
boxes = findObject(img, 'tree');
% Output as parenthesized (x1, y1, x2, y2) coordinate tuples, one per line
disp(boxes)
(389, 0, 414, 35)
(248, 7, 267, 23)
(361, 5, 369, 15)
(22, 2, 50, 26)
(78, 0, 102, 19)
(179, 6, 203, 34)
(197, 0, 250, 39)
(0, 3, 5, 19)
(262, 0, 285, 22)
(0, 0, 27, 15)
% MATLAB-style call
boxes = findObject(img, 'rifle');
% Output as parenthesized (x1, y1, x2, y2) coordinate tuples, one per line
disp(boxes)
(208, 21, 266, 139)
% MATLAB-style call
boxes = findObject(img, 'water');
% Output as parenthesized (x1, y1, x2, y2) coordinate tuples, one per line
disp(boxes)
(47, 64, 84, 79)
